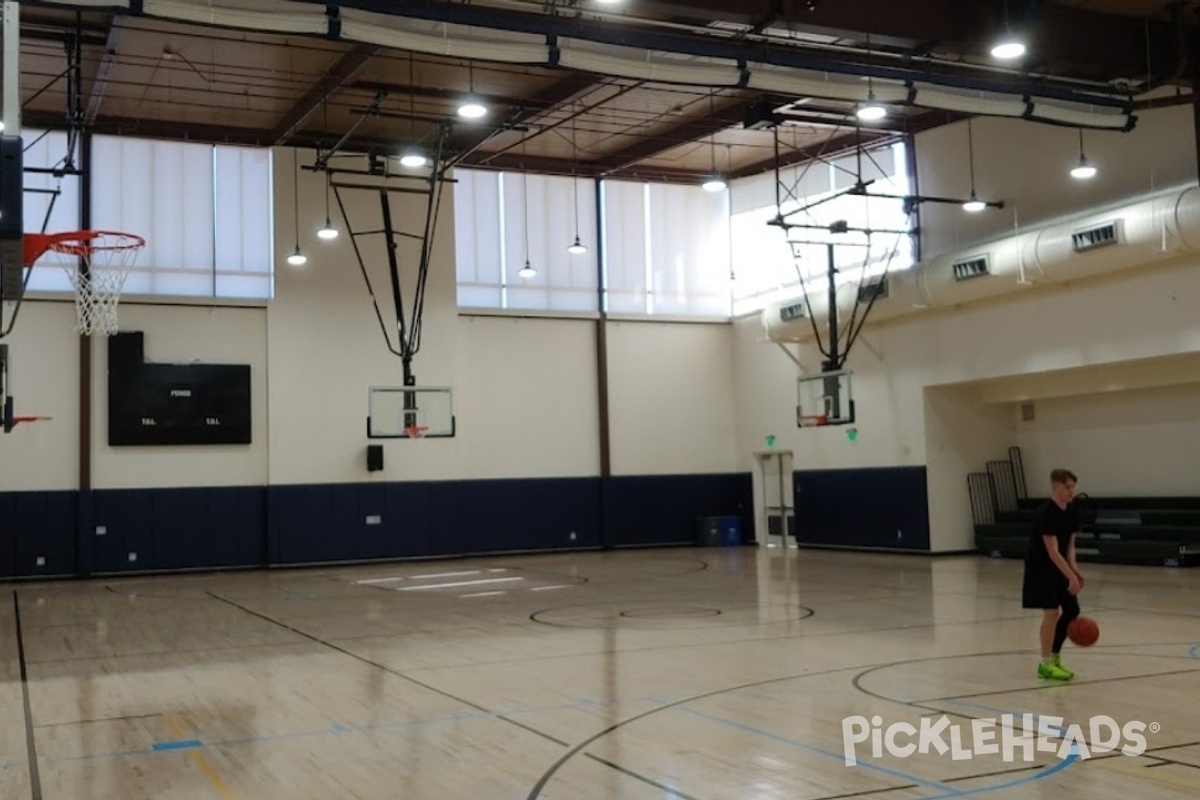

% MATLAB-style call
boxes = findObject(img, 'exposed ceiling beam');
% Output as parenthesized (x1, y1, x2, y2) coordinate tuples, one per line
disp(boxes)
(731, 128, 898, 179)
(454, 149, 712, 184)
(589, 100, 748, 176)
(334, 0, 1138, 105)
(269, 43, 379, 146)
(84, 18, 126, 127)
(445, 74, 607, 166)
(637, 0, 1181, 88)
(24, 109, 276, 148)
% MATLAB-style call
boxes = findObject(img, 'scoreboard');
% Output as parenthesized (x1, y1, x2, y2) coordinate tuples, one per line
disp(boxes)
(108, 332, 251, 446)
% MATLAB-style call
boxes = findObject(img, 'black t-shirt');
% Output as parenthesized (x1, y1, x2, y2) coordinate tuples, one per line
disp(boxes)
(1026, 499, 1081, 568)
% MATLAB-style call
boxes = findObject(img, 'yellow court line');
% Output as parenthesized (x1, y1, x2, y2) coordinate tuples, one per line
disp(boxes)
(166, 717, 236, 800)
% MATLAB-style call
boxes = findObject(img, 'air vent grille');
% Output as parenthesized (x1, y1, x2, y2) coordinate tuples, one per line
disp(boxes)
(1072, 221, 1119, 252)
(858, 277, 888, 303)
(952, 255, 990, 281)
(779, 301, 807, 322)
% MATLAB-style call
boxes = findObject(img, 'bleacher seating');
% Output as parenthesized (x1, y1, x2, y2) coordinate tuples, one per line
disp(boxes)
(974, 495, 1200, 567)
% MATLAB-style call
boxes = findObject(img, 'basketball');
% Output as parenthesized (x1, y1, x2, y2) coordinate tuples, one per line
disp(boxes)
(1068, 616, 1100, 646)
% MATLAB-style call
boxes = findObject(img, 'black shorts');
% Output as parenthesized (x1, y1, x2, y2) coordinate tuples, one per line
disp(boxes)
(1022, 562, 1069, 609)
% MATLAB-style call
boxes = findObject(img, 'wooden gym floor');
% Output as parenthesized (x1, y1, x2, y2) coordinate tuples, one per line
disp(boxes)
(2, 547, 1198, 799)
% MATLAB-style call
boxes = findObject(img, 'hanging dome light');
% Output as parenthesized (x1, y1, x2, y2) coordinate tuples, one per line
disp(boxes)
(317, 218, 338, 240)
(400, 151, 427, 168)
(1070, 158, 1097, 180)
(990, 38, 1026, 59)
(457, 99, 487, 119)
(856, 94, 887, 121)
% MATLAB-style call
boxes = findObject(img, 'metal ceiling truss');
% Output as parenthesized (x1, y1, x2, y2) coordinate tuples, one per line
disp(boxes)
(26, 0, 1154, 132)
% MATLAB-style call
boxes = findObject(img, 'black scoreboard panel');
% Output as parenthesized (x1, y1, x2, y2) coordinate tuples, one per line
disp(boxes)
(108, 332, 251, 446)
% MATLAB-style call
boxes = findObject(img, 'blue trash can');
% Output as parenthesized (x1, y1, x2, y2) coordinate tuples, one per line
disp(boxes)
(698, 515, 742, 547)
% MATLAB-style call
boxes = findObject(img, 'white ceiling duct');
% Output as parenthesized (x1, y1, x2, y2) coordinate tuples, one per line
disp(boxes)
(762, 183, 1200, 342)
(142, 0, 327, 35)
(43, 0, 1138, 132)
(747, 69, 910, 106)
(558, 39, 744, 86)
(340, 10, 550, 64)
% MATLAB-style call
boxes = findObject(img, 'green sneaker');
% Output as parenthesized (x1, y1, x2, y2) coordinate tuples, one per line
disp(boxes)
(1037, 659, 1073, 681)
(1049, 653, 1074, 679)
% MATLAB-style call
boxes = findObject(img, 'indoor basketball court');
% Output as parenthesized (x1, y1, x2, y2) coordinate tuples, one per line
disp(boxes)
(3, 1, 1200, 798)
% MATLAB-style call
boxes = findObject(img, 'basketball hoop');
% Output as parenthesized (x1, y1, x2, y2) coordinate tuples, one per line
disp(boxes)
(23, 231, 145, 336)
(404, 424, 429, 439)
(798, 414, 829, 428)
(3, 415, 52, 433)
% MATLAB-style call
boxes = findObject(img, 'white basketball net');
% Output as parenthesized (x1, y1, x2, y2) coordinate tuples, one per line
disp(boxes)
(43, 232, 144, 336)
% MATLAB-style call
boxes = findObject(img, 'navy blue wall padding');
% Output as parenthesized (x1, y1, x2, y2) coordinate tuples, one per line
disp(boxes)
(269, 483, 363, 565)
(1, 472, 751, 577)
(89, 487, 265, 573)
(603, 473, 753, 547)
(455, 477, 602, 554)
(149, 487, 265, 570)
(1, 490, 78, 577)
(269, 477, 604, 564)
(75, 490, 95, 577)
(0, 492, 15, 578)
(794, 466, 930, 550)
(91, 488, 154, 573)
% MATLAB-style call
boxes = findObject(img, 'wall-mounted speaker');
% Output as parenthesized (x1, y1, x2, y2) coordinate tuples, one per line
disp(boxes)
(366, 444, 384, 472)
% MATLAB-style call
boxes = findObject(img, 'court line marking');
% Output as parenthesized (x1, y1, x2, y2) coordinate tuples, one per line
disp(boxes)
(582, 754, 706, 800)
(206, 590, 571, 748)
(166, 717, 235, 800)
(13, 592, 43, 800)
(678, 706, 961, 794)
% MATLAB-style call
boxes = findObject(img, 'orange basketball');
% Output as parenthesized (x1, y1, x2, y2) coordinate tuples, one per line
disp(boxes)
(1068, 616, 1099, 646)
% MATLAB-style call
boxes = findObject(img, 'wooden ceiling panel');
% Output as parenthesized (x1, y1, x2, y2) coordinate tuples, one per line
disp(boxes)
(11, 1, 1188, 180)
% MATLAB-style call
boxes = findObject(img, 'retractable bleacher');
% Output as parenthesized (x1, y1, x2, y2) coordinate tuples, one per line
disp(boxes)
(968, 450, 1200, 567)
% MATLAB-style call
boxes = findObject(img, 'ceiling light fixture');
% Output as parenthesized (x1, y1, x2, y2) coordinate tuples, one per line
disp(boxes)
(856, 95, 887, 121)
(991, 2, 1026, 60)
(287, 152, 308, 266)
(962, 119, 988, 213)
(400, 151, 427, 168)
(990, 39, 1026, 60)
(1070, 128, 1097, 180)
(457, 100, 487, 119)
(316, 168, 338, 240)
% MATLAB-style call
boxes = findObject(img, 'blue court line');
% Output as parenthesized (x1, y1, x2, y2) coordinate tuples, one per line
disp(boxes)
(677, 706, 962, 795)
(151, 739, 203, 752)
(50, 695, 647, 763)
(915, 753, 1077, 800)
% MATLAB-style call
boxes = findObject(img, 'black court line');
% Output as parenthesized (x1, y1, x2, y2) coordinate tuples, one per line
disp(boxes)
(524, 663, 869, 800)
(14, 592, 43, 800)
(914, 665, 1200, 704)
(206, 591, 571, 748)
(583, 754, 708, 800)
(34, 712, 163, 730)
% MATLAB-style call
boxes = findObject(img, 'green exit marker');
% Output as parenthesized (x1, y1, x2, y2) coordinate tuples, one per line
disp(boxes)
(766, 435, 776, 448)
(846, 427, 858, 443)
